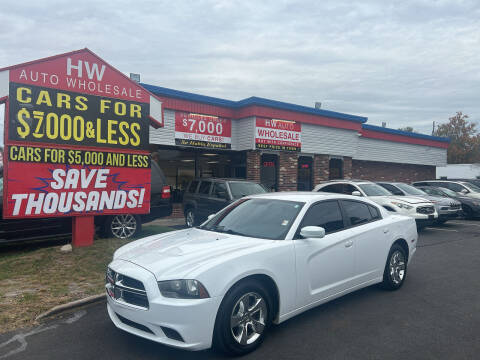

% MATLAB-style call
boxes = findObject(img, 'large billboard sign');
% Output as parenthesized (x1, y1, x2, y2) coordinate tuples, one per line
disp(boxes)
(255, 118, 301, 152)
(175, 111, 231, 149)
(0, 49, 163, 219)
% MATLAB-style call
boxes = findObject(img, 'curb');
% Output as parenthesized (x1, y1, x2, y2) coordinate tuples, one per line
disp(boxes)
(35, 293, 106, 321)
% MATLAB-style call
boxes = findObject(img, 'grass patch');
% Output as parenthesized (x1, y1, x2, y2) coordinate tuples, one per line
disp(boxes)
(0, 224, 173, 333)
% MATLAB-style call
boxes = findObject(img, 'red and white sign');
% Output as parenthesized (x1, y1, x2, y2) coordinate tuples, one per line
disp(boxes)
(0, 49, 162, 220)
(255, 118, 301, 151)
(175, 112, 231, 149)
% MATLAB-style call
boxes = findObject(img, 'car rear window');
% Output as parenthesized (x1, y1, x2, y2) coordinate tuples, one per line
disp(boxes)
(228, 182, 267, 199)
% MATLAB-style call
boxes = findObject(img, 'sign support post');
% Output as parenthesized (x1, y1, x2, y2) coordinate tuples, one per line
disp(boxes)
(72, 216, 95, 247)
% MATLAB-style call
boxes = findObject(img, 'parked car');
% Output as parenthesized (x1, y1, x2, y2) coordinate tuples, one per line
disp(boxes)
(412, 180, 480, 200)
(313, 180, 438, 228)
(377, 182, 462, 224)
(438, 178, 480, 188)
(106, 192, 417, 355)
(0, 161, 172, 243)
(415, 185, 480, 219)
(182, 178, 267, 227)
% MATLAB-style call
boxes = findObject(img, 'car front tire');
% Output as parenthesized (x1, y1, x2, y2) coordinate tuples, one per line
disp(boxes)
(382, 244, 407, 290)
(213, 280, 273, 356)
(104, 214, 141, 239)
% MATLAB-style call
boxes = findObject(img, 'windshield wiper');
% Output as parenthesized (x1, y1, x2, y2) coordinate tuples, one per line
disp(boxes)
(212, 226, 246, 237)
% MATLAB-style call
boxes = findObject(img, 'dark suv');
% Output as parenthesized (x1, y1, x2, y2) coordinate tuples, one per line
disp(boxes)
(0, 161, 172, 243)
(183, 178, 267, 227)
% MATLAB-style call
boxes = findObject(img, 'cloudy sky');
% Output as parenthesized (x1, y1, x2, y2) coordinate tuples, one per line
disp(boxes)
(1, 0, 479, 143)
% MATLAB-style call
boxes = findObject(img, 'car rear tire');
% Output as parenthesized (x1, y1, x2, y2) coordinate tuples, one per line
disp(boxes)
(185, 208, 196, 227)
(213, 280, 273, 356)
(381, 244, 407, 291)
(104, 214, 141, 239)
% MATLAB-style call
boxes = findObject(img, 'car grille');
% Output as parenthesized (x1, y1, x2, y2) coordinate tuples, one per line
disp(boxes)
(417, 206, 435, 215)
(450, 203, 461, 210)
(106, 268, 149, 309)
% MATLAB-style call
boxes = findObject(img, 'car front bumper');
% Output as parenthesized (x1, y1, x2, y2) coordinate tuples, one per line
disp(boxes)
(106, 260, 222, 351)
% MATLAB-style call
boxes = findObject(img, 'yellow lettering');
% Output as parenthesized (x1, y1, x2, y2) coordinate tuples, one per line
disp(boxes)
(107, 120, 118, 144)
(9, 146, 18, 161)
(130, 104, 141, 118)
(96, 118, 106, 144)
(130, 123, 140, 146)
(75, 96, 88, 111)
(57, 93, 71, 109)
(16, 87, 31, 103)
(100, 99, 110, 113)
(114, 102, 126, 116)
(36, 90, 52, 106)
(118, 121, 129, 145)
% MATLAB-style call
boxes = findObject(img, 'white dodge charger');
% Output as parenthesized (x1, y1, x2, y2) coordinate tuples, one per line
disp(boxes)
(106, 192, 417, 355)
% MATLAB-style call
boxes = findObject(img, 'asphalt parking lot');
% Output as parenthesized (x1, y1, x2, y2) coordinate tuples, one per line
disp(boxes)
(1, 220, 480, 360)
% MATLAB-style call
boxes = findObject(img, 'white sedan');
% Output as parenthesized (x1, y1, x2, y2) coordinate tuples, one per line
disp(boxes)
(106, 192, 417, 355)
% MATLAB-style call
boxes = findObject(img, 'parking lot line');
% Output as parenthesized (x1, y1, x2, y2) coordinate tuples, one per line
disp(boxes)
(425, 227, 458, 232)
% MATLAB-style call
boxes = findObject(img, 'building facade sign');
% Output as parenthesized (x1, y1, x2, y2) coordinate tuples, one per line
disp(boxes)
(1, 49, 161, 219)
(255, 118, 301, 152)
(175, 112, 231, 149)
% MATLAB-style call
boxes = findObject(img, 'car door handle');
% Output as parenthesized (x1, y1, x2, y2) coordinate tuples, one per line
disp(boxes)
(383, 229, 390, 234)
(345, 240, 353, 248)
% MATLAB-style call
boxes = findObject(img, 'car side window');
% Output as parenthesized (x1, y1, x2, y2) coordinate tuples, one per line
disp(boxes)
(299, 201, 344, 235)
(198, 181, 212, 195)
(188, 181, 199, 193)
(341, 200, 373, 227)
(368, 205, 381, 220)
(344, 184, 359, 195)
(320, 184, 344, 194)
(379, 183, 403, 196)
(211, 182, 228, 199)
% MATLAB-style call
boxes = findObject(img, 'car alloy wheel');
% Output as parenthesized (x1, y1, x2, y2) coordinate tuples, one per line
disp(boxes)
(389, 250, 406, 285)
(186, 210, 195, 227)
(111, 214, 137, 239)
(230, 292, 267, 345)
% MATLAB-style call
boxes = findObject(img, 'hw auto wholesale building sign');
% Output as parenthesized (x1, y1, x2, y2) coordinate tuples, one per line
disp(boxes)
(255, 118, 301, 151)
(0, 49, 163, 245)
(175, 111, 231, 149)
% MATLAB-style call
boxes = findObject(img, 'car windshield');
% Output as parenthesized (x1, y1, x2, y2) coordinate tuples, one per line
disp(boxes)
(462, 182, 480, 193)
(437, 187, 458, 197)
(199, 198, 304, 240)
(395, 183, 427, 196)
(229, 182, 267, 199)
(358, 183, 392, 196)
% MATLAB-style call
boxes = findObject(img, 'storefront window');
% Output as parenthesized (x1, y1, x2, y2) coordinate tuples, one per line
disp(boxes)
(329, 158, 343, 180)
(261, 154, 278, 191)
(297, 156, 313, 190)
(152, 148, 246, 202)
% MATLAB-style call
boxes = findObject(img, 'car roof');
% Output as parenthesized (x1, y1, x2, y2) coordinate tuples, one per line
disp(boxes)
(191, 178, 258, 182)
(246, 191, 375, 204)
(317, 180, 374, 186)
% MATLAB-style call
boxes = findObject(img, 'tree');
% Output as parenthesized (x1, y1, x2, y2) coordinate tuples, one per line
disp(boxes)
(433, 112, 480, 164)
(398, 126, 414, 132)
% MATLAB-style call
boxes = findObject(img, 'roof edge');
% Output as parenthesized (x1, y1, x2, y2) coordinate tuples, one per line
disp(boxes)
(362, 124, 450, 143)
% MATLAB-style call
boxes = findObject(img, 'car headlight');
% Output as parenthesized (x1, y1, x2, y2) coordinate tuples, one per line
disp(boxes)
(158, 279, 210, 299)
(391, 201, 413, 210)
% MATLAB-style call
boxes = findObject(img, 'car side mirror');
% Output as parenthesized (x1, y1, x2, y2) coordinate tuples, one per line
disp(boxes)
(351, 191, 362, 197)
(460, 189, 469, 194)
(207, 214, 216, 221)
(300, 226, 326, 239)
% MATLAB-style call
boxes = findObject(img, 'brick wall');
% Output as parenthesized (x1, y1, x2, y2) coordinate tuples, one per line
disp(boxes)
(352, 159, 435, 183)
(246, 151, 261, 182)
(313, 154, 329, 185)
(343, 157, 352, 179)
(278, 152, 298, 191)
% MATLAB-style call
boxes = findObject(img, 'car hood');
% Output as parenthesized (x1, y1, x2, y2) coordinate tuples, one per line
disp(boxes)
(113, 228, 271, 280)
(413, 195, 457, 205)
(369, 196, 432, 205)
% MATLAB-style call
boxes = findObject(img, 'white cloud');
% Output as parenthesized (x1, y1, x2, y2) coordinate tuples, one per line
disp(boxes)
(1, 0, 479, 134)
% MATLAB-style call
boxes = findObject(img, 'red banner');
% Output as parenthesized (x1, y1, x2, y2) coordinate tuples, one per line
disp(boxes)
(255, 118, 301, 151)
(5, 159, 150, 218)
(175, 112, 231, 149)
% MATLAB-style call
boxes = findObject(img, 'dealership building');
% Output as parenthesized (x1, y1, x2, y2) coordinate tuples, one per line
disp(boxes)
(141, 83, 449, 202)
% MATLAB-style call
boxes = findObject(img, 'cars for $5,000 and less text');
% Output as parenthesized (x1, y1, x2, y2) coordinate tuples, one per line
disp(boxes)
(106, 192, 417, 356)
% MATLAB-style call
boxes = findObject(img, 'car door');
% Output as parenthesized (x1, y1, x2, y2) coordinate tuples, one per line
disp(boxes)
(293, 200, 355, 307)
(195, 180, 213, 222)
(340, 200, 390, 283)
(208, 182, 230, 215)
